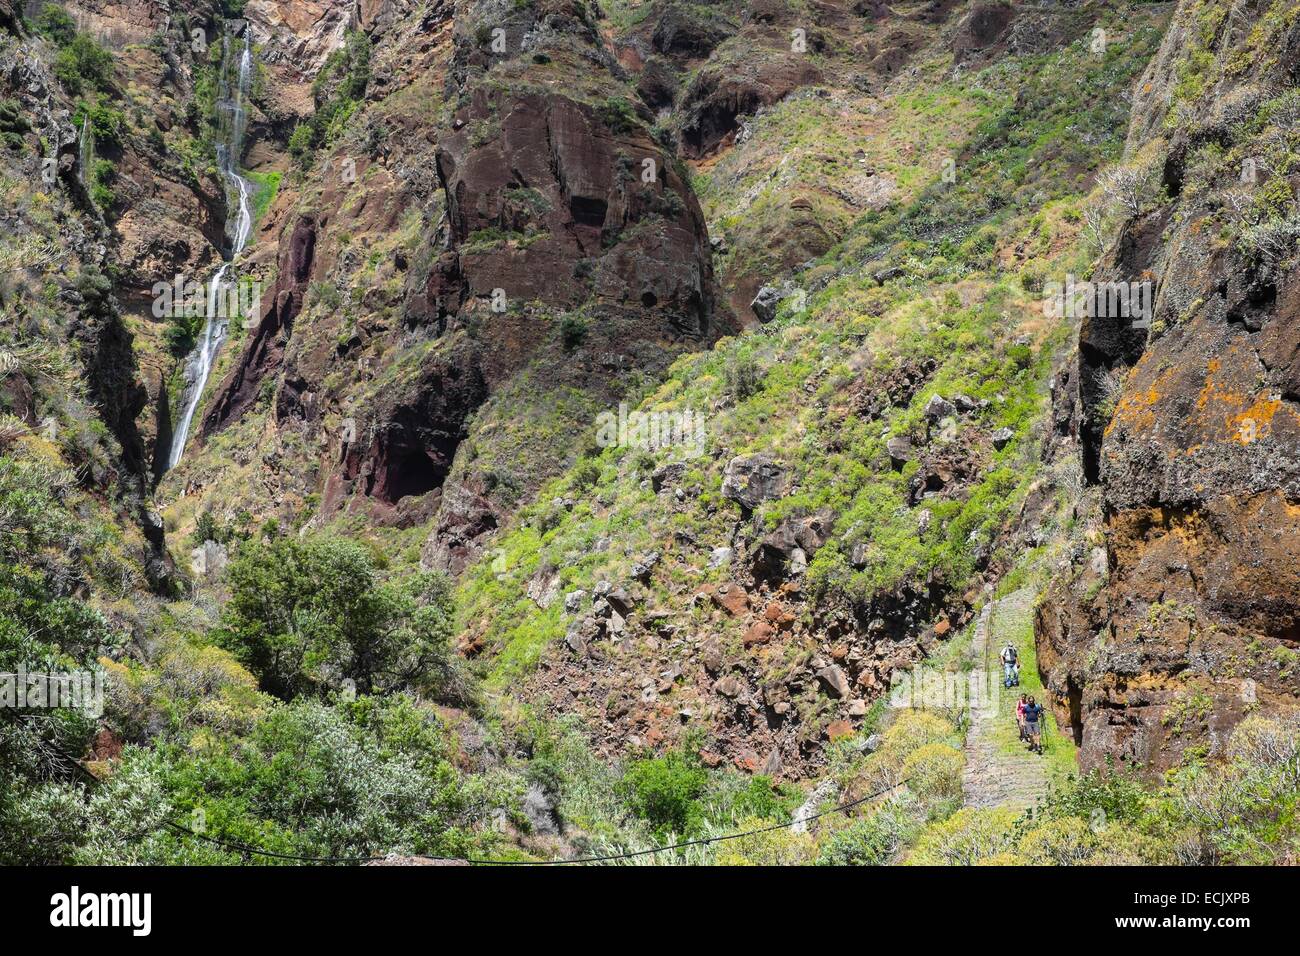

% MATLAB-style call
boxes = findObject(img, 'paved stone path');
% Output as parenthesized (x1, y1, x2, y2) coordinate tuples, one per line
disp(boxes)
(961, 587, 1047, 811)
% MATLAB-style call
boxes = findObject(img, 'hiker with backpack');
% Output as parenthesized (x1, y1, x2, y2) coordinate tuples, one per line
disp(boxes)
(999, 642, 1018, 688)
(1023, 696, 1045, 754)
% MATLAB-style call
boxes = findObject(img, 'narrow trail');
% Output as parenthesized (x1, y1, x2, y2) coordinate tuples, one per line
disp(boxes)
(961, 587, 1047, 811)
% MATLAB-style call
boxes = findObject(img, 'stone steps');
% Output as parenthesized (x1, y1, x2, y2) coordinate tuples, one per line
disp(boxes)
(961, 587, 1047, 813)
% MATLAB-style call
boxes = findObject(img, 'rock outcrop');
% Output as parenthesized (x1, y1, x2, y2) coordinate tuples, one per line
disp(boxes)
(1037, 0, 1300, 775)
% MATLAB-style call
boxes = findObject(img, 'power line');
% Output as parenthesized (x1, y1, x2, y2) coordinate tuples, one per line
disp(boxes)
(162, 777, 913, 866)
(40, 715, 911, 865)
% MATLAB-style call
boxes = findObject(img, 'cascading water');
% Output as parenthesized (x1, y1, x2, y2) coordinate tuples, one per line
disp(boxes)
(167, 30, 255, 471)
(78, 115, 92, 192)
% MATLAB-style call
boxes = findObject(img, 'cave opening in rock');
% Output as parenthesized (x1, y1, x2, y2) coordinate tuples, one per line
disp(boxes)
(381, 446, 443, 503)
(641, 291, 658, 308)
(1067, 679, 1084, 747)
(569, 195, 608, 228)
(683, 103, 741, 158)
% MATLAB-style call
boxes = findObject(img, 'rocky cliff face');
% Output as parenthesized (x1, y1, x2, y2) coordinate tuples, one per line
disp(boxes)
(162, 0, 719, 577)
(1038, 0, 1300, 775)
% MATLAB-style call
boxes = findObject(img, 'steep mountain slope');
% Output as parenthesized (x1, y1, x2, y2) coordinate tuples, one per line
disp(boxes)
(164, 0, 720, 584)
(456, 3, 1170, 777)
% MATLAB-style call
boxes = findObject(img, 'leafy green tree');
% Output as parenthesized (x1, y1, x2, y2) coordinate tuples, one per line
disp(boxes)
(216, 535, 463, 701)
(71, 696, 480, 864)
(619, 749, 707, 837)
(54, 34, 115, 95)
(34, 3, 76, 46)
(0, 456, 120, 864)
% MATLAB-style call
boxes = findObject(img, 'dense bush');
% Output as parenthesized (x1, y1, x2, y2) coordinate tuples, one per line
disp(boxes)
(77, 100, 126, 147)
(0, 455, 125, 864)
(619, 749, 708, 838)
(34, 3, 76, 45)
(53, 34, 115, 96)
(215, 534, 464, 701)
(907, 807, 1021, 865)
(816, 801, 918, 865)
(62, 694, 485, 864)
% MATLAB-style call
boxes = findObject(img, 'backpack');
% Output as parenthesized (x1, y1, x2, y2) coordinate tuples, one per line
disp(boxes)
(1002, 645, 1017, 664)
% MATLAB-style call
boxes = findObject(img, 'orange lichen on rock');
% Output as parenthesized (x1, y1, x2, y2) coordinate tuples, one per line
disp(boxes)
(1227, 394, 1282, 444)
(1106, 383, 1162, 436)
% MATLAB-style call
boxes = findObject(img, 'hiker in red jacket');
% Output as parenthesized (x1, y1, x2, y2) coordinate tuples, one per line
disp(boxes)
(1015, 694, 1028, 741)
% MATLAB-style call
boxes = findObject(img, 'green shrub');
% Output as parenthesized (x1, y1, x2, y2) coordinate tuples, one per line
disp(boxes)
(286, 122, 313, 161)
(88, 158, 115, 209)
(77, 101, 126, 147)
(599, 96, 638, 134)
(900, 742, 964, 801)
(34, 3, 76, 45)
(72, 696, 482, 864)
(907, 807, 1021, 865)
(560, 314, 588, 350)
(0, 100, 30, 147)
(164, 310, 202, 357)
(702, 772, 791, 826)
(723, 349, 765, 400)
(215, 534, 464, 701)
(619, 749, 707, 837)
(54, 34, 115, 95)
(816, 803, 917, 865)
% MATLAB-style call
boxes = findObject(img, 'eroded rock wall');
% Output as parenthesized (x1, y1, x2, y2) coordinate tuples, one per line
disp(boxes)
(1038, 0, 1300, 775)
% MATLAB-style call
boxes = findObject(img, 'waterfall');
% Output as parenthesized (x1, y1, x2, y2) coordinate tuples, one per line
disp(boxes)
(167, 29, 255, 472)
(78, 115, 92, 192)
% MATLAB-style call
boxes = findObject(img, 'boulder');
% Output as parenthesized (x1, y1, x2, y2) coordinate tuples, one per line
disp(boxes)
(565, 616, 603, 657)
(816, 665, 850, 699)
(923, 394, 957, 421)
(750, 285, 784, 323)
(651, 461, 685, 492)
(712, 582, 750, 616)
(763, 601, 796, 629)
(762, 748, 783, 776)
(721, 454, 787, 510)
(714, 675, 744, 698)
(526, 571, 560, 609)
(631, 551, 660, 582)
(991, 426, 1014, 450)
(743, 620, 776, 646)
(606, 587, 634, 617)
(753, 511, 831, 581)
(886, 435, 913, 468)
